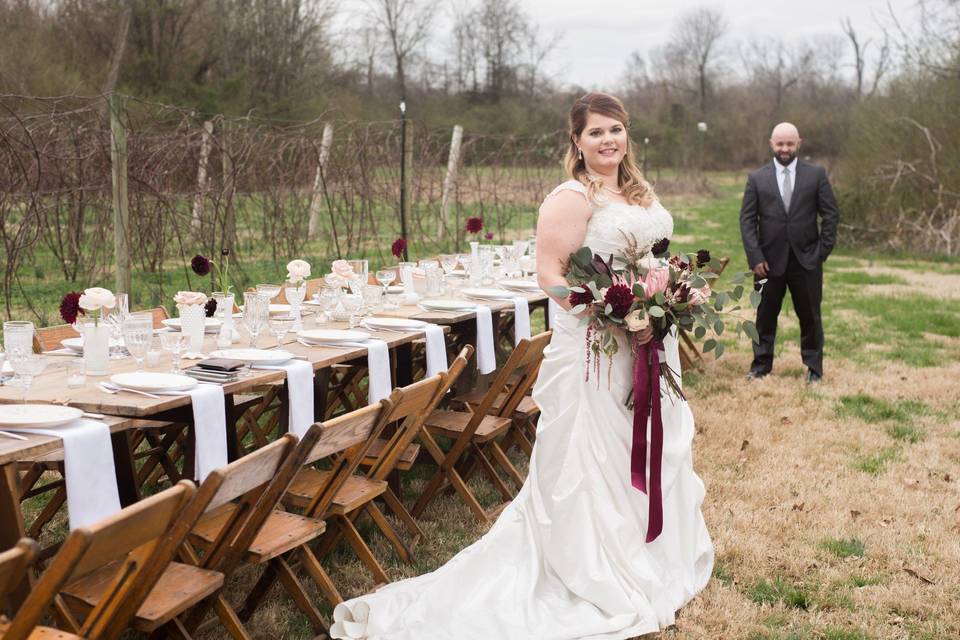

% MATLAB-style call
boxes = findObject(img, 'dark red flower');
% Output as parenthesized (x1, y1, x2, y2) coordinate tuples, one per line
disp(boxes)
(651, 238, 670, 257)
(696, 249, 711, 268)
(484, 232, 494, 240)
(191, 254, 212, 276)
(59, 291, 84, 324)
(604, 284, 634, 318)
(669, 254, 691, 271)
(391, 237, 407, 258)
(569, 289, 594, 307)
(466, 217, 484, 234)
(204, 298, 218, 318)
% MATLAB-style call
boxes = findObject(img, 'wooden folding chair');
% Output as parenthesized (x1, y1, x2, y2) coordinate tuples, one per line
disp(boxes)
(240, 396, 397, 614)
(14, 482, 201, 640)
(0, 537, 84, 639)
(413, 331, 553, 525)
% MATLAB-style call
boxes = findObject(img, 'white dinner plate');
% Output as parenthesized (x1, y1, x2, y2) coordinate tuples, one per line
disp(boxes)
(497, 279, 541, 291)
(110, 372, 198, 392)
(460, 287, 516, 300)
(209, 348, 294, 365)
(0, 404, 83, 429)
(298, 329, 371, 344)
(362, 317, 427, 331)
(60, 336, 124, 353)
(162, 318, 223, 334)
(418, 299, 477, 312)
(238, 304, 291, 315)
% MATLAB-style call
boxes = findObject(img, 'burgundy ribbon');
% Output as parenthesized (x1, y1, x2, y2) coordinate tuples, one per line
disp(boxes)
(631, 338, 664, 543)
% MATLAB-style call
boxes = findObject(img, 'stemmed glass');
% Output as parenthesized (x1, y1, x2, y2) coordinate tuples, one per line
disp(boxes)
(268, 315, 296, 348)
(243, 292, 269, 348)
(108, 293, 129, 359)
(255, 284, 281, 303)
(284, 281, 307, 331)
(340, 294, 362, 329)
(160, 332, 188, 374)
(312, 289, 337, 327)
(361, 285, 383, 316)
(122, 315, 153, 372)
(7, 349, 46, 403)
(375, 269, 396, 295)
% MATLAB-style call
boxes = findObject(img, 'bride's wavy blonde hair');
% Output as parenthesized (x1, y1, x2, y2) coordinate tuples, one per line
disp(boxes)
(564, 92, 656, 208)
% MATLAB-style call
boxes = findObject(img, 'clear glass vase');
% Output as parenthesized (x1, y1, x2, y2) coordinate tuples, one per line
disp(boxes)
(82, 322, 111, 376)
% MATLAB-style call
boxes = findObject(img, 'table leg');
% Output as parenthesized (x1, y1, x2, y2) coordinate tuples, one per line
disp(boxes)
(111, 431, 140, 507)
(396, 343, 413, 387)
(0, 463, 29, 608)
(224, 394, 243, 461)
(313, 367, 331, 421)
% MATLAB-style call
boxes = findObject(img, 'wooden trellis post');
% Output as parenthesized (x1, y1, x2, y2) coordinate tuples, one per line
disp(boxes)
(307, 122, 334, 239)
(439, 124, 463, 240)
(109, 94, 131, 298)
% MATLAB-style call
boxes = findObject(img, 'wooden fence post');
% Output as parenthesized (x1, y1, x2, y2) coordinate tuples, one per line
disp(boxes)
(400, 119, 413, 253)
(439, 124, 463, 240)
(191, 119, 214, 233)
(221, 120, 236, 255)
(109, 93, 132, 298)
(307, 122, 334, 239)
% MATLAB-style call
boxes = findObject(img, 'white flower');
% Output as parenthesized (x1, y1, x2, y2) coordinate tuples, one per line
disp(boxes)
(287, 259, 312, 283)
(79, 287, 116, 312)
(174, 291, 208, 307)
(624, 309, 649, 332)
(331, 259, 354, 280)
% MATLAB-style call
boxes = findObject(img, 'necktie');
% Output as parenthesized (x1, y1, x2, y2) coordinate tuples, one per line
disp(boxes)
(782, 167, 793, 212)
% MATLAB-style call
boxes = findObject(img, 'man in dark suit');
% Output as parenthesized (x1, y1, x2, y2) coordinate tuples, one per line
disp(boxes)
(739, 122, 839, 383)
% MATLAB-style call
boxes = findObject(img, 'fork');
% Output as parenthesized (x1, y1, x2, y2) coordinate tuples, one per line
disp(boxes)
(98, 383, 164, 399)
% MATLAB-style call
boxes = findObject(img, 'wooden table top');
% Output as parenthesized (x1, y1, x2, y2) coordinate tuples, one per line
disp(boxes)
(0, 414, 138, 465)
(375, 290, 548, 324)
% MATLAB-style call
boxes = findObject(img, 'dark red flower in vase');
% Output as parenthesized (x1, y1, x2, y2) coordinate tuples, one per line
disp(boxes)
(484, 232, 494, 240)
(204, 298, 218, 318)
(604, 284, 634, 318)
(466, 217, 484, 234)
(59, 291, 84, 324)
(392, 237, 407, 258)
(569, 289, 594, 307)
(191, 254, 212, 276)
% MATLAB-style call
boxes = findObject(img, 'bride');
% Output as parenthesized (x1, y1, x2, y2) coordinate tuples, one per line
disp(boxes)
(331, 92, 713, 640)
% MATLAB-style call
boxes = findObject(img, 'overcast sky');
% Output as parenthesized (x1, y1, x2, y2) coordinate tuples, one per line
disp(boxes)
(337, 0, 919, 89)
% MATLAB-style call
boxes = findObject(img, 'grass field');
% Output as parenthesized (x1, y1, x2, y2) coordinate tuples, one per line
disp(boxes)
(20, 172, 960, 639)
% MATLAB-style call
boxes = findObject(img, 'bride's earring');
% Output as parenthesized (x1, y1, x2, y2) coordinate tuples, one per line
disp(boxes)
(577, 147, 583, 160)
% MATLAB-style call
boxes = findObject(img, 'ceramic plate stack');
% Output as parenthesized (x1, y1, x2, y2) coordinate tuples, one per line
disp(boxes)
(362, 317, 427, 332)
(497, 279, 541, 292)
(161, 318, 223, 334)
(61, 336, 124, 354)
(298, 329, 371, 346)
(460, 288, 516, 301)
(109, 372, 198, 392)
(209, 348, 294, 365)
(418, 299, 477, 312)
(0, 404, 83, 428)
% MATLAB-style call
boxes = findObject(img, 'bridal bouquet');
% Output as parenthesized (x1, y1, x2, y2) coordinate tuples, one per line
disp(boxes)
(548, 233, 759, 542)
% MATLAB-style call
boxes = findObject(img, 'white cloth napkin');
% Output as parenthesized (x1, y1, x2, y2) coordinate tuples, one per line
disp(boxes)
(475, 305, 495, 374)
(512, 296, 531, 346)
(332, 339, 392, 404)
(8, 418, 121, 530)
(423, 323, 448, 377)
(150, 384, 227, 482)
(254, 359, 315, 437)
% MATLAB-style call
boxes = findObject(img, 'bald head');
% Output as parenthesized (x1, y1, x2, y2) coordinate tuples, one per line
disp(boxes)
(769, 122, 801, 166)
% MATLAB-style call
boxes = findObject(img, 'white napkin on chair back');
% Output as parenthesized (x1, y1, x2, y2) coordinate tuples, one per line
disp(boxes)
(423, 324, 448, 377)
(475, 305, 495, 374)
(512, 297, 531, 346)
(254, 359, 315, 437)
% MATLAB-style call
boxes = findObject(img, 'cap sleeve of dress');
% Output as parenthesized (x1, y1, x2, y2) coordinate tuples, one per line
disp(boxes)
(544, 179, 590, 204)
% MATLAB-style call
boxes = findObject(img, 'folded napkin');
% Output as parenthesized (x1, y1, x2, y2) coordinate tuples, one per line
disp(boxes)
(512, 296, 531, 346)
(475, 305, 495, 374)
(150, 383, 227, 482)
(423, 323, 448, 377)
(254, 359, 315, 437)
(329, 339, 392, 404)
(7, 418, 121, 530)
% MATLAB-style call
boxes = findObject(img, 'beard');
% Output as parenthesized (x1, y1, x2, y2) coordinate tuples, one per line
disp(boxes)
(774, 150, 797, 166)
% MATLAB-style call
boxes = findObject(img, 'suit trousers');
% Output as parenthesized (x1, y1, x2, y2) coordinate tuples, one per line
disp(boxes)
(751, 250, 824, 376)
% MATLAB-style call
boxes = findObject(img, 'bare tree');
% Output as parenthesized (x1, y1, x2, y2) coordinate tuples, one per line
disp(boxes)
(841, 17, 891, 99)
(740, 38, 814, 114)
(368, 0, 436, 101)
(673, 6, 728, 115)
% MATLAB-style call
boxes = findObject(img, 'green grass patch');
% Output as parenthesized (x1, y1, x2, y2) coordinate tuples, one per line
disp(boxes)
(886, 340, 943, 367)
(853, 448, 899, 475)
(747, 578, 813, 610)
(828, 270, 906, 286)
(713, 559, 735, 586)
(845, 573, 882, 588)
(823, 628, 872, 640)
(820, 537, 866, 559)
(835, 394, 929, 424)
(885, 423, 927, 443)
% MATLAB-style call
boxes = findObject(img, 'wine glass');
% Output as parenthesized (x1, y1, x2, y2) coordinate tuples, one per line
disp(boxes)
(439, 254, 458, 275)
(160, 332, 188, 374)
(340, 294, 362, 329)
(375, 269, 396, 295)
(243, 292, 269, 347)
(8, 350, 46, 403)
(361, 284, 383, 316)
(520, 255, 537, 279)
(256, 283, 281, 302)
(284, 281, 307, 331)
(312, 289, 336, 326)
(122, 315, 153, 372)
(268, 315, 295, 348)
(107, 293, 129, 359)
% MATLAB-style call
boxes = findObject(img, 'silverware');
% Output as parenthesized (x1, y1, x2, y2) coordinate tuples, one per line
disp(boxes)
(98, 383, 163, 399)
(296, 339, 354, 350)
(0, 430, 28, 441)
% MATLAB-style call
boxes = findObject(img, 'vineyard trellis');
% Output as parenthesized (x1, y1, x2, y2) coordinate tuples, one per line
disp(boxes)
(0, 94, 569, 321)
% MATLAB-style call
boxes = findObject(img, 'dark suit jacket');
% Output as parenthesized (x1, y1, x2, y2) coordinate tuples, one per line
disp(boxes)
(739, 159, 840, 277)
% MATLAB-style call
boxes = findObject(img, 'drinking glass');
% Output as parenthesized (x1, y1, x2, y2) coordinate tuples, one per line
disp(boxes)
(122, 315, 153, 372)
(340, 294, 362, 329)
(107, 293, 129, 359)
(520, 255, 537, 279)
(268, 315, 296, 348)
(345, 259, 369, 283)
(8, 350, 46, 402)
(256, 284, 281, 302)
(312, 289, 336, 326)
(160, 332, 188, 374)
(243, 292, 269, 347)
(66, 359, 86, 389)
(375, 269, 396, 294)
(361, 285, 383, 315)
(0, 351, 5, 386)
(439, 254, 458, 275)
(3, 321, 34, 387)
(284, 281, 307, 330)
(421, 263, 443, 297)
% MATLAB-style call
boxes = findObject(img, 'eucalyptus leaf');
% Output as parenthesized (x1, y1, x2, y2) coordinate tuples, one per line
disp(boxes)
(742, 320, 760, 343)
(714, 319, 724, 335)
(570, 304, 586, 315)
(694, 326, 706, 339)
(750, 290, 762, 307)
(703, 338, 716, 352)
(546, 285, 570, 298)
(715, 342, 725, 358)
(649, 306, 665, 318)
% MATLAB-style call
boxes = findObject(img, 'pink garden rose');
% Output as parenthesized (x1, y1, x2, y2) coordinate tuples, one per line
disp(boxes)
(174, 291, 208, 307)
(331, 259, 355, 279)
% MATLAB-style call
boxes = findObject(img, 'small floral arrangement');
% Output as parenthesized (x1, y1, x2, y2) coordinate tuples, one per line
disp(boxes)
(287, 259, 311, 284)
(466, 216, 484, 234)
(191, 248, 232, 293)
(392, 237, 407, 258)
(174, 291, 208, 308)
(331, 259, 355, 280)
(61, 287, 116, 325)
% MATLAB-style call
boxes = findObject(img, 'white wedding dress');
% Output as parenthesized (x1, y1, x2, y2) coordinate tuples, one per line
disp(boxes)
(331, 180, 714, 640)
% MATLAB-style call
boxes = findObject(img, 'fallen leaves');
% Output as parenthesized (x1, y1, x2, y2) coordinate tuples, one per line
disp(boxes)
(902, 565, 935, 585)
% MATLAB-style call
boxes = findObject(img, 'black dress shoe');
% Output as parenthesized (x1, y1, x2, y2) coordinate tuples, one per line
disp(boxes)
(806, 370, 822, 384)
(745, 370, 768, 381)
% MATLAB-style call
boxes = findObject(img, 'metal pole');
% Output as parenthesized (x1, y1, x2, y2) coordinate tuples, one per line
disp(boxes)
(398, 99, 409, 262)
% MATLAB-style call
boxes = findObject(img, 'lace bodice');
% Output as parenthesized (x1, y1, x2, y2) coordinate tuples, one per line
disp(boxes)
(545, 179, 674, 260)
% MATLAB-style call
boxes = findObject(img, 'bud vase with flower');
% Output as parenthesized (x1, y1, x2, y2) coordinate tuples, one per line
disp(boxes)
(175, 291, 208, 354)
(285, 259, 311, 331)
(60, 287, 116, 376)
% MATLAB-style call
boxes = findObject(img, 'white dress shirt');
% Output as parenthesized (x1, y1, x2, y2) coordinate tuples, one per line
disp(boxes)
(774, 157, 797, 199)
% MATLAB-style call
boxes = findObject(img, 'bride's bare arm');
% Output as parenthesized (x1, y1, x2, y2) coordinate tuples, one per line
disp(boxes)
(536, 191, 591, 310)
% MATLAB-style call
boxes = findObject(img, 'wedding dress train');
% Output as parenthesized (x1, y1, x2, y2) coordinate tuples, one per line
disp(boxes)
(331, 181, 714, 640)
